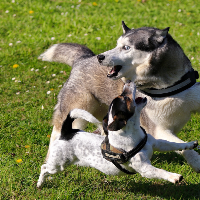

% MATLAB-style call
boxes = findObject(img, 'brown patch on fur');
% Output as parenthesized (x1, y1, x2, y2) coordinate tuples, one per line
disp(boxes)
(93, 128, 101, 135)
(140, 109, 156, 136)
(125, 98, 135, 114)
(108, 113, 127, 131)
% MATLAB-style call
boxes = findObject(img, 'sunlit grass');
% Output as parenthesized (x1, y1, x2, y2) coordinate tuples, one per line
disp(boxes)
(1, 0, 200, 199)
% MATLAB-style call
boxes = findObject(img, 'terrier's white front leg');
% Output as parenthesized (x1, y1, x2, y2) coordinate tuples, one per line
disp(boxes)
(182, 140, 198, 150)
(139, 163, 183, 183)
(131, 152, 183, 183)
(152, 136, 198, 152)
(37, 164, 49, 188)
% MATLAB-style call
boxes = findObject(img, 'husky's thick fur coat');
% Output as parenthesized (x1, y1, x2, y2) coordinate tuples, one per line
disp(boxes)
(39, 22, 200, 172)
(37, 82, 198, 188)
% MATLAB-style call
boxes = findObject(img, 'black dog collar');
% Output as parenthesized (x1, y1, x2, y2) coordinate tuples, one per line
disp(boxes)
(101, 127, 147, 174)
(139, 69, 199, 98)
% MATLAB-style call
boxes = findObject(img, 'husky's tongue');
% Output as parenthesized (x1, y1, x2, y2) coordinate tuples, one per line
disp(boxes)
(107, 65, 122, 78)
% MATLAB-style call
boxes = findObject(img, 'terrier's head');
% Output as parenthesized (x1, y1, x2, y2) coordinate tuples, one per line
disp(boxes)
(103, 81, 147, 134)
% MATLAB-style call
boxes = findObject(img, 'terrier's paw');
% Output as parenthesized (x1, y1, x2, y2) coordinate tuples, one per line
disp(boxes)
(174, 175, 183, 184)
(37, 181, 43, 188)
(182, 149, 200, 173)
(169, 174, 183, 184)
(186, 140, 198, 150)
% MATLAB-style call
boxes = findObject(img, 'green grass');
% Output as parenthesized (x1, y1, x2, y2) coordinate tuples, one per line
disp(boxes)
(1, 0, 200, 199)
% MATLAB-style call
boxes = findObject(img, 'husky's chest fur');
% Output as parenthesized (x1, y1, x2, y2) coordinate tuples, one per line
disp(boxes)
(139, 83, 200, 136)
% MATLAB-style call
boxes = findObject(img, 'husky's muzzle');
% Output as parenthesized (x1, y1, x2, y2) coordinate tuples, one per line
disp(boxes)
(97, 54, 122, 78)
(97, 54, 105, 63)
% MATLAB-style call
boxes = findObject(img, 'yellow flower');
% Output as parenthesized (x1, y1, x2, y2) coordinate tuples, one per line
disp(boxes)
(187, 12, 191, 16)
(137, 0, 141, 2)
(190, 32, 193, 36)
(92, 2, 97, 6)
(47, 176, 53, 180)
(115, 0, 119, 2)
(50, 88, 54, 91)
(47, 135, 51, 138)
(16, 159, 22, 163)
(25, 145, 30, 148)
(29, 10, 34, 14)
(13, 64, 19, 68)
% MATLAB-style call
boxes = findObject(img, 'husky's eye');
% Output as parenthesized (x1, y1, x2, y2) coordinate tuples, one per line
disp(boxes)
(122, 45, 130, 50)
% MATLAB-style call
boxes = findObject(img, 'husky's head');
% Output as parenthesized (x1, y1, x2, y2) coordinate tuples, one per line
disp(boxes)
(97, 21, 169, 83)
(97, 22, 191, 89)
(103, 81, 147, 134)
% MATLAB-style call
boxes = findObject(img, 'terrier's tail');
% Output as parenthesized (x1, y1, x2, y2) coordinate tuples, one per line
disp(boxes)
(60, 109, 101, 140)
(70, 109, 101, 125)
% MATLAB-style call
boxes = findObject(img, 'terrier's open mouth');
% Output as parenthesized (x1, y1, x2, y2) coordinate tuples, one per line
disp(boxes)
(135, 97, 147, 105)
(107, 65, 122, 78)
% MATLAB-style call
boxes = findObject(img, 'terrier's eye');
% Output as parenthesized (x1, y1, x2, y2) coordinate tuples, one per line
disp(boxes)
(122, 45, 130, 50)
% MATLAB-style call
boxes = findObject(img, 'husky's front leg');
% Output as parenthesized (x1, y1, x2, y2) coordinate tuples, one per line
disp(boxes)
(45, 126, 61, 162)
(131, 153, 183, 183)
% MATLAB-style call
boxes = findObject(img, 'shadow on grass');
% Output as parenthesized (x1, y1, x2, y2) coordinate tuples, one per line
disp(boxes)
(36, 152, 200, 199)
(151, 151, 185, 165)
(36, 176, 200, 199)
(124, 151, 200, 199)
(123, 180, 200, 199)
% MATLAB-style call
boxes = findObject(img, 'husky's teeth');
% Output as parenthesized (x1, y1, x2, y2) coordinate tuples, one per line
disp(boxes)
(110, 68, 115, 74)
(108, 67, 114, 75)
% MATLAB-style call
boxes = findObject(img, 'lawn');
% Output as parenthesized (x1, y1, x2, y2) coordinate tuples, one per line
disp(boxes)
(1, 0, 200, 199)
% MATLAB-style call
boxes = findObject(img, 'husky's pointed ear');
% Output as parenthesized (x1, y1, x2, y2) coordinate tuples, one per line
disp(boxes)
(107, 118, 127, 131)
(122, 21, 131, 34)
(153, 27, 170, 43)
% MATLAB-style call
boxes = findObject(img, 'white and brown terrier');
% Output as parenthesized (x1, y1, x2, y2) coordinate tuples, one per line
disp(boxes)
(37, 82, 198, 188)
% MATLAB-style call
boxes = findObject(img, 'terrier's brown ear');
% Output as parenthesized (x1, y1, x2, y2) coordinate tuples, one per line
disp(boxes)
(102, 114, 108, 135)
(107, 118, 127, 131)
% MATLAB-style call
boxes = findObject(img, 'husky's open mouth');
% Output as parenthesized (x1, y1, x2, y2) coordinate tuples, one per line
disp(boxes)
(107, 65, 122, 78)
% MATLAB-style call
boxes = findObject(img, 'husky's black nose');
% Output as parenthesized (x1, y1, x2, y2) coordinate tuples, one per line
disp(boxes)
(97, 54, 105, 63)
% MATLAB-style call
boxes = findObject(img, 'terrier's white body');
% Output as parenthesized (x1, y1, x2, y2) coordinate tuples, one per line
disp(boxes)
(37, 83, 198, 188)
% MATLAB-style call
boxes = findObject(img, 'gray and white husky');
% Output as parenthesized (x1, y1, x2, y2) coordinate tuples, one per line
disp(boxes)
(39, 22, 200, 172)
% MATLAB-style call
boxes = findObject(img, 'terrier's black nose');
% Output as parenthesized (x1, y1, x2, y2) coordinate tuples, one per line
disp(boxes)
(97, 54, 105, 63)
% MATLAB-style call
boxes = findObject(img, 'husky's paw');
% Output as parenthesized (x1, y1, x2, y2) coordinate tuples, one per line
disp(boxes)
(185, 140, 198, 150)
(183, 150, 200, 173)
(38, 44, 58, 61)
(169, 174, 183, 184)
